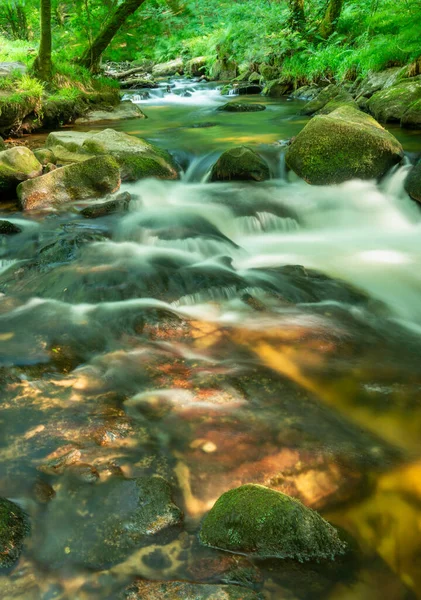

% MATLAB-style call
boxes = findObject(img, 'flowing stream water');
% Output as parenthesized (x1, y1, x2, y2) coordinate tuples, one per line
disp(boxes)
(1, 79, 421, 599)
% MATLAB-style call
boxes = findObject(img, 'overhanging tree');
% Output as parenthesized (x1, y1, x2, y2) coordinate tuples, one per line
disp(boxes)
(78, 0, 147, 72)
(33, 0, 52, 81)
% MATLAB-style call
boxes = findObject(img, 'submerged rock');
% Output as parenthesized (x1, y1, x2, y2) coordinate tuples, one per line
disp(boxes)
(37, 475, 183, 568)
(285, 106, 403, 185)
(80, 191, 132, 218)
(17, 155, 121, 210)
(122, 580, 263, 599)
(47, 128, 178, 182)
(199, 484, 346, 561)
(0, 146, 42, 193)
(0, 220, 22, 235)
(218, 102, 266, 112)
(210, 147, 270, 182)
(74, 101, 146, 124)
(0, 497, 29, 569)
(404, 161, 421, 203)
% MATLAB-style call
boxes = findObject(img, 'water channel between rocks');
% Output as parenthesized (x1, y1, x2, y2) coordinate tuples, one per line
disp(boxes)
(1, 79, 421, 599)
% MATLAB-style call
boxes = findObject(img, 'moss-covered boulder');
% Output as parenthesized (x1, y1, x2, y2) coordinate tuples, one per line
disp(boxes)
(404, 161, 421, 203)
(0, 497, 29, 569)
(199, 484, 346, 561)
(122, 580, 263, 599)
(367, 76, 421, 125)
(0, 146, 42, 192)
(210, 147, 270, 182)
(316, 93, 358, 115)
(0, 136, 5, 150)
(300, 84, 343, 116)
(218, 102, 266, 113)
(401, 98, 421, 129)
(262, 79, 291, 97)
(33, 148, 56, 166)
(152, 58, 184, 76)
(186, 56, 208, 77)
(46, 129, 178, 181)
(354, 67, 402, 99)
(285, 106, 403, 185)
(37, 475, 183, 569)
(17, 155, 121, 210)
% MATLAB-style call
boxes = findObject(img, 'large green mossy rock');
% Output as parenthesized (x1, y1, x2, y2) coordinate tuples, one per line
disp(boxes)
(285, 106, 403, 185)
(17, 155, 121, 210)
(210, 146, 270, 182)
(152, 58, 184, 76)
(404, 161, 421, 203)
(367, 76, 421, 126)
(0, 497, 29, 569)
(46, 128, 178, 181)
(37, 475, 182, 569)
(199, 484, 346, 561)
(0, 146, 42, 192)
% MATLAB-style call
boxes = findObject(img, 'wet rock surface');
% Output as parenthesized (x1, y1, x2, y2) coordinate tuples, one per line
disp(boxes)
(122, 579, 263, 599)
(36, 475, 182, 568)
(74, 101, 147, 124)
(0, 497, 29, 569)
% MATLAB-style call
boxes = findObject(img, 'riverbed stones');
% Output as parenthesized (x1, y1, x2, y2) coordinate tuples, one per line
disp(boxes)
(199, 484, 346, 561)
(122, 580, 263, 600)
(210, 147, 270, 182)
(0, 146, 42, 192)
(186, 56, 208, 77)
(218, 102, 266, 112)
(17, 155, 121, 210)
(285, 106, 404, 184)
(37, 475, 183, 568)
(0, 497, 29, 568)
(74, 101, 146, 124)
(367, 76, 421, 126)
(404, 161, 421, 203)
(33, 148, 55, 166)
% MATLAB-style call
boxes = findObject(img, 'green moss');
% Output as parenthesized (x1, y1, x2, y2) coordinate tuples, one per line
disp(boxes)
(210, 146, 270, 182)
(0, 497, 29, 569)
(199, 484, 346, 561)
(0, 146, 42, 191)
(218, 102, 266, 112)
(286, 106, 404, 185)
(367, 77, 421, 123)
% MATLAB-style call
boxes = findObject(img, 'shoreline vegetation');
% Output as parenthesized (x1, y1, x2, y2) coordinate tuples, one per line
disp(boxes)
(0, 0, 420, 137)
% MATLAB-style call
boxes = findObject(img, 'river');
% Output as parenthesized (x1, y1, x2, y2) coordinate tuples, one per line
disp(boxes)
(1, 79, 421, 599)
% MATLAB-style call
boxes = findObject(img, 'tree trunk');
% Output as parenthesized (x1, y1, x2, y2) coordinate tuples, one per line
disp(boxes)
(288, 0, 305, 32)
(78, 0, 147, 72)
(319, 0, 344, 39)
(33, 0, 52, 81)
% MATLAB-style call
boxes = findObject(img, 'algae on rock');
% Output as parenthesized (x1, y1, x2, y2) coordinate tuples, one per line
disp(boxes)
(17, 155, 121, 210)
(199, 484, 346, 561)
(210, 146, 270, 182)
(0, 497, 29, 569)
(0, 146, 42, 193)
(286, 106, 403, 185)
